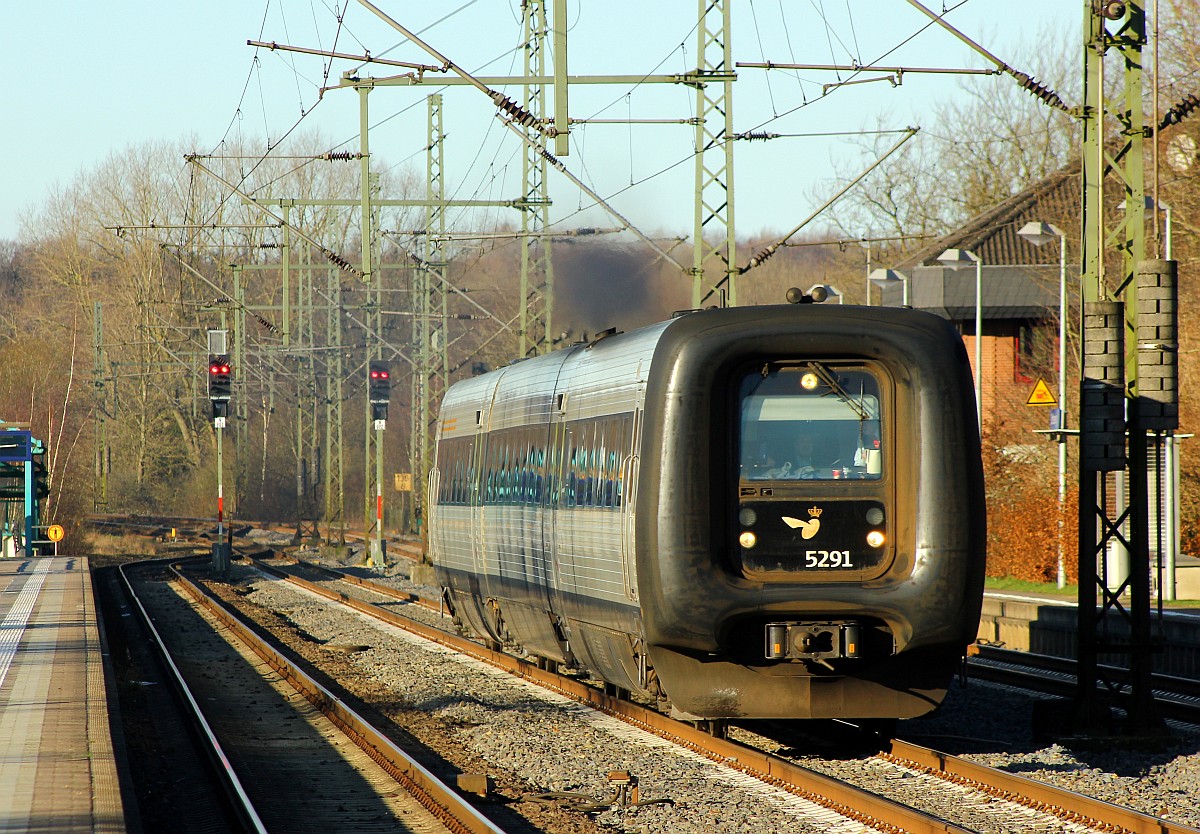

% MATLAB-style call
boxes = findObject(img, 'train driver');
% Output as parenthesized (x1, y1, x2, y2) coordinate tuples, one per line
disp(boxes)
(765, 433, 818, 479)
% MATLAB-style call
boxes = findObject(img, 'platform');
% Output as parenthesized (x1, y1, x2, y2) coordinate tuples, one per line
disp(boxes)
(0, 557, 125, 833)
(980, 589, 1200, 678)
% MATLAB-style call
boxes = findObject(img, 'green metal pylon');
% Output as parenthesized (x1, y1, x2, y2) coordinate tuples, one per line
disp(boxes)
(1075, 0, 1164, 737)
(519, 0, 555, 356)
(692, 0, 736, 308)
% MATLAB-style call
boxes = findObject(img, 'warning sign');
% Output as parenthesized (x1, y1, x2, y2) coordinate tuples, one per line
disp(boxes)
(1026, 378, 1058, 406)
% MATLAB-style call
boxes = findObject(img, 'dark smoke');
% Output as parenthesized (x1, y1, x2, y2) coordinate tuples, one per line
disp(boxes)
(552, 241, 690, 341)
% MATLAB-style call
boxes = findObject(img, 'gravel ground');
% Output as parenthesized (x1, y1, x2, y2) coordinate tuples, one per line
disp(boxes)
(228, 537, 1200, 833)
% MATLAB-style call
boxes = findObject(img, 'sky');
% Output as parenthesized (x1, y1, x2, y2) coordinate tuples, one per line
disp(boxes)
(1, 1, 1081, 246)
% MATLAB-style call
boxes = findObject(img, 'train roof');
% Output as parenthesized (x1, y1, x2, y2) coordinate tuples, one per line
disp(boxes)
(437, 303, 963, 434)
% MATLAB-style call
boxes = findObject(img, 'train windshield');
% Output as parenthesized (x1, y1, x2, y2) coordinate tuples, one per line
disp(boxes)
(738, 364, 883, 481)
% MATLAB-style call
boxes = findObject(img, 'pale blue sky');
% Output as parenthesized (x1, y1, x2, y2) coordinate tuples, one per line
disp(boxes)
(2, 1, 1080, 243)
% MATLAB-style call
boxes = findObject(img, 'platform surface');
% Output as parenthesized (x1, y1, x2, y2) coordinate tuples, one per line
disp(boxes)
(0, 557, 124, 833)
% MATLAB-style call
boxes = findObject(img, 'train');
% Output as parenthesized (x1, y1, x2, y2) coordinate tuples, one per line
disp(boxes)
(427, 299, 986, 720)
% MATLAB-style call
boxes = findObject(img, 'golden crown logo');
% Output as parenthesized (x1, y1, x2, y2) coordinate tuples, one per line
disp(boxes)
(808, 506, 823, 518)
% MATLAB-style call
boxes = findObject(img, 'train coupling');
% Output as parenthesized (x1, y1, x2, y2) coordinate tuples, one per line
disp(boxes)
(764, 621, 862, 663)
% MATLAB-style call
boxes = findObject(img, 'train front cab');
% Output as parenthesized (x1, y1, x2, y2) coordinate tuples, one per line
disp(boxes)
(735, 362, 895, 664)
(638, 306, 986, 721)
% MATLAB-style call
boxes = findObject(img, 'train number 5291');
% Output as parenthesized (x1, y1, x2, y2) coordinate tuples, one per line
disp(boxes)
(805, 550, 853, 568)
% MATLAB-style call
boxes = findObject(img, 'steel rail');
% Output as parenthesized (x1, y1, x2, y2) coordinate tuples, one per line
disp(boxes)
(117, 562, 269, 834)
(250, 558, 975, 834)
(168, 561, 508, 834)
(293, 557, 439, 610)
(884, 740, 1195, 834)
(970, 645, 1200, 725)
(303, 553, 1200, 732)
(261, 557, 1200, 834)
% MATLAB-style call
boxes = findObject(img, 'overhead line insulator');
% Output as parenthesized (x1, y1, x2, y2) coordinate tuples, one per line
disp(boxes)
(1159, 94, 1200, 131)
(322, 247, 362, 278)
(489, 90, 540, 130)
(735, 131, 780, 142)
(252, 312, 281, 335)
(322, 151, 360, 162)
(1006, 69, 1069, 113)
(742, 243, 780, 272)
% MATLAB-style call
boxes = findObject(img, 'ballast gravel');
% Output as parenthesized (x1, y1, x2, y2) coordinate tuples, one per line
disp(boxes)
(225, 542, 1200, 834)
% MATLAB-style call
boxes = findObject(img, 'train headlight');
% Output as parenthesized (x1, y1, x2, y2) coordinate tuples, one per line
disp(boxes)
(866, 530, 886, 548)
(738, 508, 758, 526)
(800, 372, 819, 390)
(739, 531, 757, 549)
(865, 507, 884, 525)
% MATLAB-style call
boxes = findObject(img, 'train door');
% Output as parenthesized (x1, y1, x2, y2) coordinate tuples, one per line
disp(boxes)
(546, 396, 574, 605)
(619, 407, 642, 601)
(468, 415, 489, 593)
(471, 378, 504, 587)
(537, 390, 579, 661)
(426, 466, 441, 563)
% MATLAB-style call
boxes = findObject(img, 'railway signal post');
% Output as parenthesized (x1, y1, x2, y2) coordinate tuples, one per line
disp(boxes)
(208, 332, 233, 577)
(368, 361, 390, 568)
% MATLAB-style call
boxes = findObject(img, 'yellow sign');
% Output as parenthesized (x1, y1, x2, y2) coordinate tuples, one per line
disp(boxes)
(394, 473, 414, 492)
(1026, 378, 1058, 406)
(46, 525, 65, 542)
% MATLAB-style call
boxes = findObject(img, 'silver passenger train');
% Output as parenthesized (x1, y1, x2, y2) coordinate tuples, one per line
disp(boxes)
(428, 302, 986, 720)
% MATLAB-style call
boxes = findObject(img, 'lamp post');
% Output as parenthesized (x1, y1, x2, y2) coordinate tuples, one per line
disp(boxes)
(1162, 200, 1173, 261)
(863, 241, 872, 306)
(1118, 196, 1172, 260)
(1018, 221, 1068, 589)
(1116, 197, 1178, 600)
(938, 248, 984, 434)
(868, 268, 909, 306)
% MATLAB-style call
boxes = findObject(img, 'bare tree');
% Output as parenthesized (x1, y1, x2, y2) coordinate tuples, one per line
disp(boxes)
(820, 28, 1078, 252)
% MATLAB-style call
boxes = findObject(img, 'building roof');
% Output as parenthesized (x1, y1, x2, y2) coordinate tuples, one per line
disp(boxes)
(896, 265, 1059, 321)
(896, 163, 1079, 269)
(878, 161, 1080, 321)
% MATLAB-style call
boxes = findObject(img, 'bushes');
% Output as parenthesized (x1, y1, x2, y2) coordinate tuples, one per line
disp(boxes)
(982, 438, 1078, 585)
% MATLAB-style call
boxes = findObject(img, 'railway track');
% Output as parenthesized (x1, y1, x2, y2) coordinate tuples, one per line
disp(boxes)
(95, 564, 259, 832)
(969, 644, 1200, 725)
(105, 557, 506, 834)
(234, 552, 1200, 834)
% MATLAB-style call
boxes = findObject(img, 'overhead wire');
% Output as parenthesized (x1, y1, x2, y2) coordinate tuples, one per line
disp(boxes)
(743, 0, 970, 134)
(344, 0, 487, 76)
(202, 2, 1014, 320)
(747, 0, 779, 114)
(276, 0, 307, 113)
(205, 0, 972, 254)
(213, 3, 274, 152)
(844, 0, 862, 63)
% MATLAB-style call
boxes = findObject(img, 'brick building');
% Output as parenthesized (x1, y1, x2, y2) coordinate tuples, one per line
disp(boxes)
(877, 168, 1078, 440)
(878, 166, 1188, 596)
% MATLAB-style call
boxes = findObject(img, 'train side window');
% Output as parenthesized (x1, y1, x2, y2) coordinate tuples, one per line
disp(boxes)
(738, 364, 884, 482)
(501, 442, 512, 504)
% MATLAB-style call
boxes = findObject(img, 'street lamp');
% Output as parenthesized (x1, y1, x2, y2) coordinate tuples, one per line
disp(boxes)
(862, 240, 873, 306)
(1018, 220, 1068, 589)
(1117, 196, 1172, 260)
(937, 248, 984, 433)
(868, 268, 909, 306)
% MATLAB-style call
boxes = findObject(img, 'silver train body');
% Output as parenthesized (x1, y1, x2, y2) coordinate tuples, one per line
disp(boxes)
(428, 304, 986, 720)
